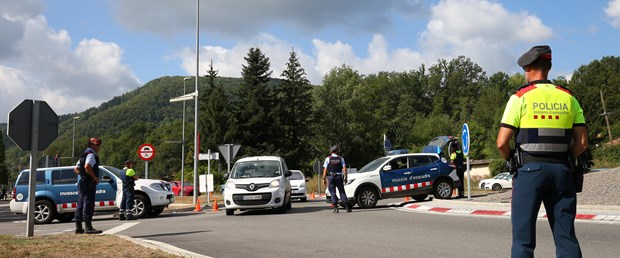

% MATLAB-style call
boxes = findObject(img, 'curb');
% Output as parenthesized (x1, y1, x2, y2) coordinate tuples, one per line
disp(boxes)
(117, 234, 213, 258)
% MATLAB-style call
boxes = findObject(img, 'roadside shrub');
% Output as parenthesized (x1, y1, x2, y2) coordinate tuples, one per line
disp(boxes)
(488, 158, 505, 177)
(592, 144, 620, 168)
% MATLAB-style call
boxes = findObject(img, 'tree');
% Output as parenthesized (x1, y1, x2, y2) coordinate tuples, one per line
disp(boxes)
(275, 49, 314, 168)
(569, 56, 620, 143)
(233, 48, 275, 156)
(200, 61, 236, 154)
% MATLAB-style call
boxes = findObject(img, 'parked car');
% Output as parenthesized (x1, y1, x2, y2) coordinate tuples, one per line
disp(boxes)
(169, 181, 195, 196)
(223, 156, 292, 216)
(326, 153, 460, 209)
(9, 166, 175, 224)
(479, 172, 513, 191)
(289, 170, 308, 202)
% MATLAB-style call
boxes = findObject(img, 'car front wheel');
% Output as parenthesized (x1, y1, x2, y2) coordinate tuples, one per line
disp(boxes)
(433, 179, 453, 199)
(132, 194, 151, 218)
(356, 187, 378, 208)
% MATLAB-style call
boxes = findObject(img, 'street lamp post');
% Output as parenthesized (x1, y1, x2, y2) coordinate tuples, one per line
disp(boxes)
(181, 77, 192, 196)
(72, 116, 80, 159)
(192, 0, 200, 206)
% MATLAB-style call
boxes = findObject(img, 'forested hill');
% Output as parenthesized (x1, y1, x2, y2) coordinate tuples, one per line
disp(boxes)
(1, 76, 266, 174)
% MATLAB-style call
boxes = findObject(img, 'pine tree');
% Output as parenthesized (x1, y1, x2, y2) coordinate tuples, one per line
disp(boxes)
(275, 48, 313, 167)
(199, 61, 235, 153)
(233, 48, 274, 155)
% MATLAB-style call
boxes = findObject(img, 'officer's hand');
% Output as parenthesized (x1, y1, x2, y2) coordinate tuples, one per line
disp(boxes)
(322, 178, 327, 186)
(93, 177, 99, 184)
(343, 177, 348, 184)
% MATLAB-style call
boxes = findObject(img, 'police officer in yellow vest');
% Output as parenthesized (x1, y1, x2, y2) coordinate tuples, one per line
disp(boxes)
(497, 45, 588, 258)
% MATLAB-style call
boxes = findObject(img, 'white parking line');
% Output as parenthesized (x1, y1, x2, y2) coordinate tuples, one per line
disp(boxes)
(103, 222, 140, 235)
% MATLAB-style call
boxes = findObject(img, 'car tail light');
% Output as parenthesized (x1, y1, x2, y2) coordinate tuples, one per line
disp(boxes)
(12, 187, 16, 199)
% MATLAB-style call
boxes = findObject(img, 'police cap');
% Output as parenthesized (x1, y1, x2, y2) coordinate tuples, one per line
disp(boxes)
(89, 137, 102, 146)
(329, 145, 338, 153)
(517, 45, 552, 67)
(123, 160, 132, 165)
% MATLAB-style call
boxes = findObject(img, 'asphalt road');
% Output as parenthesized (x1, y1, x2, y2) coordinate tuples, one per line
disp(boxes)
(2, 199, 620, 257)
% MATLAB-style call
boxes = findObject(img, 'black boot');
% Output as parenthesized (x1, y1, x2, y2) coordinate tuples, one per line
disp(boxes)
(345, 204, 352, 213)
(84, 221, 102, 234)
(118, 210, 125, 221)
(75, 221, 84, 234)
(333, 206, 339, 213)
(125, 213, 136, 220)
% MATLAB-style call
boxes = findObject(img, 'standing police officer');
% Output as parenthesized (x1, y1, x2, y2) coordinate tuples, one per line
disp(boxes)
(497, 45, 588, 258)
(450, 142, 465, 198)
(74, 137, 104, 234)
(322, 146, 351, 213)
(119, 160, 139, 220)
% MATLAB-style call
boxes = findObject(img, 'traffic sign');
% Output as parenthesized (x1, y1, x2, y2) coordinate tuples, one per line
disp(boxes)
(461, 123, 470, 156)
(138, 144, 156, 161)
(7, 99, 58, 151)
(217, 144, 241, 163)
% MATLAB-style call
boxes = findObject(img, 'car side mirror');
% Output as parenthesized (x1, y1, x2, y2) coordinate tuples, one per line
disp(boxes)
(383, 165, 392, 171)
(305, 179, 310, 182)
(223, 173, 229, 180)
(285, 170, 292, 177)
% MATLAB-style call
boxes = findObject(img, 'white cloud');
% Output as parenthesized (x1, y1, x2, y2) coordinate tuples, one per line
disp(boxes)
(605, 0, 620, 28)
(174, 0, 552, 85)
(420, 0, 553, 74)
(0, 2, 140, 122)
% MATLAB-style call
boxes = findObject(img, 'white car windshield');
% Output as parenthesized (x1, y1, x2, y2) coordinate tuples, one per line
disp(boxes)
(289, 172, 304, 180)
(231, 160, 281, 178)
(358, 157, 390, 173)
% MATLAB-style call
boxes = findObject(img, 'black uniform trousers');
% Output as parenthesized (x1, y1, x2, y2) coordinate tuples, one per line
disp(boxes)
(328, 174, 348, 206)
(511, 162, 581, 258)
(120, 184, 135, 215)
(75, 179, 97, 222)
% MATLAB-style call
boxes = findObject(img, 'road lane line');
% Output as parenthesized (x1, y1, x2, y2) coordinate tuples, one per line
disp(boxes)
(103, 222, 140, 235)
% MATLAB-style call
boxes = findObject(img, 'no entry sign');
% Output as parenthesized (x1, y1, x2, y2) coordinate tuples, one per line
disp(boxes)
(138, 144, 156, 161)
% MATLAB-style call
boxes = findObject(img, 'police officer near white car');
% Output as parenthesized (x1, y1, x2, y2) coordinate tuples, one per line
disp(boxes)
(322, 146, 351, 213)
(497, 45, 588, 258)
(119, 160, 139, 220)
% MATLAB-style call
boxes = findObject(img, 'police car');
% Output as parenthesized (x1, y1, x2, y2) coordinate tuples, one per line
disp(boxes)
(9, 166, 175, 224)
(326, 153, 460, 209)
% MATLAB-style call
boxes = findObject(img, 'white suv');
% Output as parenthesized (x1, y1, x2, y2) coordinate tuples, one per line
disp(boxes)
(223, 156, 292, 216)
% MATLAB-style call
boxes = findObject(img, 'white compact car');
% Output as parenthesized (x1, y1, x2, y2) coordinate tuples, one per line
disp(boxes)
(479, 172, 513, 191)
(224, 156, 292, 216)
(289, 170, 308, 202)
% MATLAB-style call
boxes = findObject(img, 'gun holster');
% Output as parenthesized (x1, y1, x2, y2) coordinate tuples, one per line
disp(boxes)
(569, 154, 585, 193)
(505, 149, 523, 175)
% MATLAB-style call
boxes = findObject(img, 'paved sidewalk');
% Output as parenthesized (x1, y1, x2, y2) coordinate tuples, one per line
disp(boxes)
(396, 198, 620, 223)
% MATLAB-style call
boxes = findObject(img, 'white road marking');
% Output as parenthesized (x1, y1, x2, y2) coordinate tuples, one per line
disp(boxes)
(103, 222, 140, 235)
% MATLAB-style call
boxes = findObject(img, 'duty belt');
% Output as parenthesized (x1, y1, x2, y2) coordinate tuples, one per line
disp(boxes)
(522, 153, 568, 165)
(329, 172, 343, 176)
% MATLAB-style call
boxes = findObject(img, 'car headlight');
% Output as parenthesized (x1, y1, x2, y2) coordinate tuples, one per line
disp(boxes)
(270, 179, 280, 188)
(226, 181, 235, 190)
(149, 183, 167, 191)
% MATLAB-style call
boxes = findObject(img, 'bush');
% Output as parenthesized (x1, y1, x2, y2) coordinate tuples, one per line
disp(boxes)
(592, 144, 620, 168)
(488, 158, 506, 177)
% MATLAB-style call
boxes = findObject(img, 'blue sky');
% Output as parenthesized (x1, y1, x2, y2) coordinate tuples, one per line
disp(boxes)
(1, 0, 620, 122)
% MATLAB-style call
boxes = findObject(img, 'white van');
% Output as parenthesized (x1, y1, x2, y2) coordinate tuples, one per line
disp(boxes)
(223, 156, 292, 215)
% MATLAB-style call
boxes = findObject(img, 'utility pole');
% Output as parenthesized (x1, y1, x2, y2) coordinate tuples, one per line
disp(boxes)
(600, 90, 613, 143)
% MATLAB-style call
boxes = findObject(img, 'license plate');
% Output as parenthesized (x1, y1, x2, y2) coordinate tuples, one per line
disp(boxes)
(243, 195, 262, 200)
